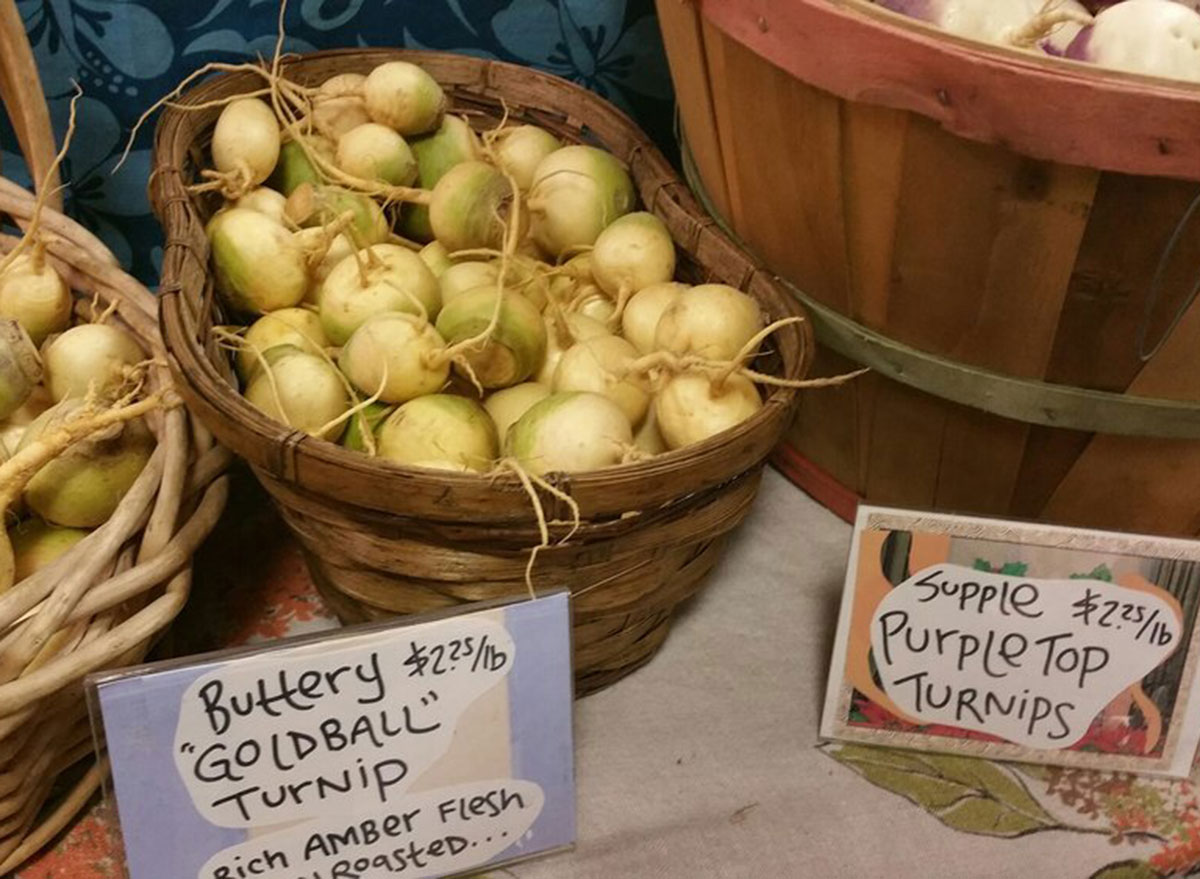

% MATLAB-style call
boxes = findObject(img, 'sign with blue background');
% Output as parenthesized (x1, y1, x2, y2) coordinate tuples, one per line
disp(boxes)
(90, 593, 574, 879)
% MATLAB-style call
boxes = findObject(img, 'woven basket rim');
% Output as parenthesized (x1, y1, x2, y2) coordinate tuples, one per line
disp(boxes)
(152, 48, 813, 521)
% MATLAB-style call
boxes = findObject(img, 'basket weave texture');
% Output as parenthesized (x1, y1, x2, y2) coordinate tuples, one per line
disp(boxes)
(0, 178, 230, 872)
(151, 49, 812, 694)
(0, 2, 228, 867)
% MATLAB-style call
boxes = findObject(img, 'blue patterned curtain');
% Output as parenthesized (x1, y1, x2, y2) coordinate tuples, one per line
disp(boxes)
(0, 0, 674, 284)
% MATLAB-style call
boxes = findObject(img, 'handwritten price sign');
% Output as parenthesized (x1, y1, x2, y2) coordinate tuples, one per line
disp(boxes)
(89, 594, 575, 879)
(872, 564, 1181, 749)
(200, 781, 544, 879)
(174, 616, 515, 827)
(821, 507, 1200, 777)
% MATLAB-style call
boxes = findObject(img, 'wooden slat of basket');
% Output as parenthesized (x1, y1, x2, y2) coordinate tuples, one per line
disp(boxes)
(0, 704, 35, 750)
(1042, 294, 1200, 533)
(318, 542, 714, 622)
(0, 0, 60, 210)
(0, 715, 85, 821)
(665, 27, 869, 498)
(704, 25, 851, 314)
(48, 486, 228, 626)
(1010, 176, 1200, 516)
(0, 715, 88, 850)
(0, 481, 152, 636)
(837, 103, 906, 495)
(656, 0, 732, 220)
(668, 3, 1200, 536)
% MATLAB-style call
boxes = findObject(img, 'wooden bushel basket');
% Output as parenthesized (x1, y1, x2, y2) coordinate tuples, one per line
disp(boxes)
(659, 0, 1200, 536)
(151, 49, 812, 695)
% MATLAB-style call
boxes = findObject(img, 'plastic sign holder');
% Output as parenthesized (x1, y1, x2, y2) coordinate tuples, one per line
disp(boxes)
(821, 507, 1200, 777)
(86, 591, 574, 879)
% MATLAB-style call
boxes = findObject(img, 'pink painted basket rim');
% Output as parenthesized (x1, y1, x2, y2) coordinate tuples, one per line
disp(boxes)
(700, 0, 1200, 182)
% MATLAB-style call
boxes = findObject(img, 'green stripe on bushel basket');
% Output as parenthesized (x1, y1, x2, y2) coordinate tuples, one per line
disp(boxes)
(679, 134, 1200, 441)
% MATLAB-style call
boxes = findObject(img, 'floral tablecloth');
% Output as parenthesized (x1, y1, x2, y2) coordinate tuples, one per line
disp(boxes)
(17, 469, 1200, 879)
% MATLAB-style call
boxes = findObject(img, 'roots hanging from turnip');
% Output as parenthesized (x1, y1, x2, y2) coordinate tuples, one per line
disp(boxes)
(0, 371, 171, 594)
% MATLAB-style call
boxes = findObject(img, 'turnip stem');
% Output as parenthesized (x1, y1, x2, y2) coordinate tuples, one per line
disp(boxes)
(0, 87, 80, 277)
(0, 393, 166, 514)
(495, 456, 581, 599)
(710, 315, 806, 390)
(118, 61, 307, 172)
(314, 363, 386, 439)
(1010, 1, 1093, 47)
(738, 366, 869, 389)
(265, 1, 433, 206)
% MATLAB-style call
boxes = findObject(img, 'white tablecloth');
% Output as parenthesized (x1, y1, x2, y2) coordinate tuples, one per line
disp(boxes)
(518, 471, 1167, 879)
(20, 470, 1185, 879)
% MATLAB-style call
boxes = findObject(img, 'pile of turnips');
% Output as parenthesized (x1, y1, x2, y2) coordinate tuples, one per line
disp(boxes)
(875, 0, 1200, 82)
(0, 265, 157, 596)
(0, 100, 163, 596)
(193, 59, 826, 480)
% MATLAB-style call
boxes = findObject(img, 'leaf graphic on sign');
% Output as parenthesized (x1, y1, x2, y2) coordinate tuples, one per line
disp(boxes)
(1071, 565, 1114, 582)
(1088, 861, 1163, 879)
(972, 559, 1029, 576)
(827, 744, 1057, 837)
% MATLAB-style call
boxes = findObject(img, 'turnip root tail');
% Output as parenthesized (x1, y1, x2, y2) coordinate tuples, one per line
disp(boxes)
(547, 296, 575, 349)
(380, 276, 430, 325)
(386, 232, 424, 252)
(187, 161, 258, 201)
(737, 366, 870, 390)
(623, 313, 869, 392)
(215, 322, 367, 440)
(296, 210, 358, 270)
(119, 66, 311, 174)
(478, 98, 514, 161)
(28, 237, 47, 273)
(495, 456, 581, 599)
(608, 284, 634, 328)
(264, 6, 433, 208)
(557, 244, 595, 262)
(313, 362, 387, 440)
(0, 389, 169, 595)
(619, 442, 655, 464)
(0, 85, 81, 277)
(1009, 0, 1093, 48)
(709, 316, 808, 389)
(213, 326, 289, 421)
